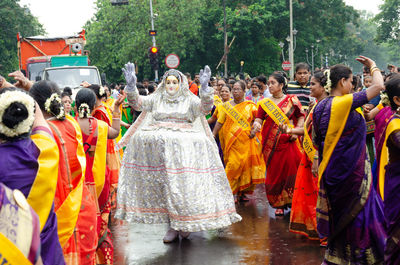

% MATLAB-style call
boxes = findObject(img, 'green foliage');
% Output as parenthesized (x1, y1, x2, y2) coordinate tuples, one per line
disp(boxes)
(375, 0, 400, 43)
(0, 0, 44, 78)
(85, 0, 205, 82)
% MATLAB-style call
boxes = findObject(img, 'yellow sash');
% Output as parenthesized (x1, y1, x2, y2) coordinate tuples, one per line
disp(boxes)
(214, 95, 222, 106)
(29, 132, 59, 231)
(318, 94, 353, 183)
(0, 233, 32, 265)
(93, 120, 108, 198)
(220, 102, 251, 131)
(379, 117, 400, 200)
(54, 116, 86, 247)
(259, 97, 293, 128)
(303, 105, 316, 161)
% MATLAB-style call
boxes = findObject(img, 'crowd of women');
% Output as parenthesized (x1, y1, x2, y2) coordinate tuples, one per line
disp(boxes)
(0, 54, 399, 265)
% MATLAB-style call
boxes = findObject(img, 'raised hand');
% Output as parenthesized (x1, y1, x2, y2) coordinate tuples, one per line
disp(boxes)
(199, 65, 211, 90)
(115, 91, 126, 107)
(9, 70, 33, 91)
(356, 56, 376, 69)
(122, 62, 137, 90)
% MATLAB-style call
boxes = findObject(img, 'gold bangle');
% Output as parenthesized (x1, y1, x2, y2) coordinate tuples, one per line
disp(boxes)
(369, 64, 377, 71)
(371, 68, 380, 75)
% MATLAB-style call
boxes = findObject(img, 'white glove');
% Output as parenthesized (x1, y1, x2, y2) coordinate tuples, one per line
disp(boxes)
(122, 62, 137, 93)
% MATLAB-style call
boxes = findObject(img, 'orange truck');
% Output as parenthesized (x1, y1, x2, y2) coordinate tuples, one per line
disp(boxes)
(17, 31, 87, 81)
(17, 31, 103, 93)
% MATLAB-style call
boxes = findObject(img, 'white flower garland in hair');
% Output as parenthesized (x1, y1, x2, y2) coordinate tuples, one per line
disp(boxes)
(380, 90, 390, 106)
(99, 86, 106, 97)
(284, 77, 288, 86)
(78, 103, 90, 118)
(56, 107, 65, 120)
(0, 90, 35, 138)
(324, 69, 332, 93)
(44, 93, 64, 120)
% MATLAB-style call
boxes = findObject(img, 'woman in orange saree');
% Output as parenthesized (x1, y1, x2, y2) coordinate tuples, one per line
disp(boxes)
(30, 81, 98, 264)
(213, 81, 265, 201)
(75, 88, 123, 265)
(251, 72, 305, 216)
(281, 71, 328, 243)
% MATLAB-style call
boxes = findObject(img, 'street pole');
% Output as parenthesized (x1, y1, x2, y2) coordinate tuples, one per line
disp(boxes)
(311, 44, 314, 73)
(149, 0, 158, 81)
(289, 0, 294, 80)
(325, 53, 328, 68)
(320, 53, 323, 69)
(223, 0, 228, 78)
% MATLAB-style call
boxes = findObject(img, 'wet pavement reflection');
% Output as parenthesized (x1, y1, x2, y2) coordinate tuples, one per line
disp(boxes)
(113, 185, 325, 265)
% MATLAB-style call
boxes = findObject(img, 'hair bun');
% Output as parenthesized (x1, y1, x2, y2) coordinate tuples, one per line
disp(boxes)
(45, 93, 65, 120)
(3, 102, 29, 129)
(0, 89, 35, 139)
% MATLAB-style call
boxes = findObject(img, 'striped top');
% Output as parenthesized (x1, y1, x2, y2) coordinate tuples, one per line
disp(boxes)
(287, 81, 311, 108)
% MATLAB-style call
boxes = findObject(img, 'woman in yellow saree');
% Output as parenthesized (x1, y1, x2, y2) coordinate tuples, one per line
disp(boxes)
(213, 81, 265, 201)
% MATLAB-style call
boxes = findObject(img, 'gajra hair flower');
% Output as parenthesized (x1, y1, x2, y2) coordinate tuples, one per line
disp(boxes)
(380, 90, 390, 106)
(0, 90, 35, 138)
(44, 93, 64, 120)
(324, 69, 332, 93)
(78, 103, 90, 118)
(99, 86, 106, 97)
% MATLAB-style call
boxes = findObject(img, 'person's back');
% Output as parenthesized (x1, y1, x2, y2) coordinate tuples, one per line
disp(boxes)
(0, 88, 65, 265)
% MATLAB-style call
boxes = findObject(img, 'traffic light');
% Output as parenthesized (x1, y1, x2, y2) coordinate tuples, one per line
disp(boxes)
(148, 46, 159, 71)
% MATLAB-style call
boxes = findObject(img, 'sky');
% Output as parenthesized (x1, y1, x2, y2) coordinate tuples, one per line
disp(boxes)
(19, 0, 97, 37)
(19, 0, 384, 37)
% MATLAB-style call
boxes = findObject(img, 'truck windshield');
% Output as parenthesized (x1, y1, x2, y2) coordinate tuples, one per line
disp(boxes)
(27, 62, 50, 81)
(43, 68, 101, 88)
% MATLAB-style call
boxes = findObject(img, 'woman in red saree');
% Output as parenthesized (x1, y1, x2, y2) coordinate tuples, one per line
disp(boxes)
(75, 88, 123, 265)
(251, 72, 305, 216)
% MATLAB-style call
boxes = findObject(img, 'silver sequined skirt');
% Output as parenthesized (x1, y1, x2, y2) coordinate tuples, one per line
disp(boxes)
(115, 128, 242, 232)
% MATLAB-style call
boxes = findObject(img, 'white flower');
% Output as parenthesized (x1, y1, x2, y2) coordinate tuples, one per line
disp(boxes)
(78, 103, 90, 118)
(99, 86, 106, 97)
(380, 91, 390, 106)
(0, 90, 35, 138)
(324, 69, 332, 93)
(44, 93, 64, 120)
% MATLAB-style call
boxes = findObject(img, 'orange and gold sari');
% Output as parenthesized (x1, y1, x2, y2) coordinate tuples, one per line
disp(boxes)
(217, 101, 266, 194)
(48, 116, 98, 265)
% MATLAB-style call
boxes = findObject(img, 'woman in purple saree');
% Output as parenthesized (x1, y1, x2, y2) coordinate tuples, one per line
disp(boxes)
(0, 87, 64, 264)
(313, 57, 386, 264)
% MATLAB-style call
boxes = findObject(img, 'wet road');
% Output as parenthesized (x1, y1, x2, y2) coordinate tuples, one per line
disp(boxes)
(113, 185, 325, 265)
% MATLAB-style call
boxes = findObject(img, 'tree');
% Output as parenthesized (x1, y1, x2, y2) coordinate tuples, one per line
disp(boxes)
(85, 0, 206, 82)
(375, 0, 400, 43)
(0, 0, 44, 77)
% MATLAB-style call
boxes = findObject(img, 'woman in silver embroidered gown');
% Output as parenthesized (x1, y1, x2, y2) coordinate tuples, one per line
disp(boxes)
(115, 63, 241, 243)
